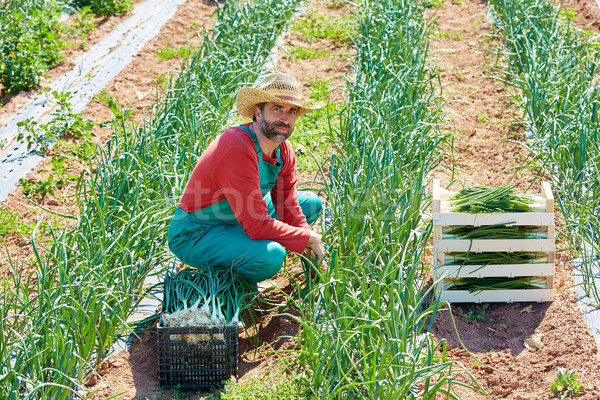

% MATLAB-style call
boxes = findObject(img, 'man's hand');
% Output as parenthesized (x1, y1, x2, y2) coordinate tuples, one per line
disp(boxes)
(306, 229, 325, 265)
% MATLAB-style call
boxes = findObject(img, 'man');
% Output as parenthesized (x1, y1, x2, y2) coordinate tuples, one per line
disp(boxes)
(168, 73, 325, 283)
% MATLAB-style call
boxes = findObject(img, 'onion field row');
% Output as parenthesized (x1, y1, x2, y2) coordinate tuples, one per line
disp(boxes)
(489, 0, 600, 301)
(0, 0, 302, 397)
(293, 0, 477, 398)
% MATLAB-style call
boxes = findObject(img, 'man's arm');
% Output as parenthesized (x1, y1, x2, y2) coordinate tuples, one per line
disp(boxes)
(217, 141, 310, 253)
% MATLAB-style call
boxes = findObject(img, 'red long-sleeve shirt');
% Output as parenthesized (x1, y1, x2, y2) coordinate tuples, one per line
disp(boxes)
(178, 124, 310, 253)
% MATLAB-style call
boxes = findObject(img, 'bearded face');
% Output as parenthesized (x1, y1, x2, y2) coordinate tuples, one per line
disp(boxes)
(260, 115, 294, 143)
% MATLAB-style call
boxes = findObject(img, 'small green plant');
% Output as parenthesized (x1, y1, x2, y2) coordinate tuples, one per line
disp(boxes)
(428, 0, 446, 8)
(19, 155, 78, 199)
(17, 90, 94, 153)
(155, 43, 195, 60)
(219, 373, 309, 400)
(292, 11, 355, 45)
(307, 78, 331, 101)
(477, 111, 488, 122)
(549, 368, 584, 399)
(438, 29, 467, 41)
(559, 7, 577, 21)
(57, 138, 96, 161)
(0, 206, 32, 237)
(94, 89, 131, 119)
(62, 6, 95, 38)
(61, 6, 96, 49)
(72, 0, 132, 17)
(457, 304, 494, 322)
(288, 46, 331, 61)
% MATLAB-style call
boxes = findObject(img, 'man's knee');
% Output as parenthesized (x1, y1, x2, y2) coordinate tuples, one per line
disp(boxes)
(299, 192, 323, 224)
(237, 241, 286, 283)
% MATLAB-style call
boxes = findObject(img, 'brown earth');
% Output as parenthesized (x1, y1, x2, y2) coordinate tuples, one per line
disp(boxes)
(427, 0, 600, 399)
(2, 0, 600, 399)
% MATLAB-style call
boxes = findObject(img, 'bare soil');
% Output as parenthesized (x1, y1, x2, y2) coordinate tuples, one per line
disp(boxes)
(427, 0, 600, 399)
(2, 0, 600, 399)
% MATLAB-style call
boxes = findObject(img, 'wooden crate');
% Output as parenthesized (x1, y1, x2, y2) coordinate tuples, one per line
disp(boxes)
(432, 179, 555, 303)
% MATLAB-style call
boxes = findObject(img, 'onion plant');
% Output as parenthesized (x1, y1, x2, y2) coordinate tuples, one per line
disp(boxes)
(0, 0, 303, 397)
(489, 0, 600, 301)
(287, 0, 483, 398)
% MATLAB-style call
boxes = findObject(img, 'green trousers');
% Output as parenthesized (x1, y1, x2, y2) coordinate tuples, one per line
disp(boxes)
(168, 191, 322, 283)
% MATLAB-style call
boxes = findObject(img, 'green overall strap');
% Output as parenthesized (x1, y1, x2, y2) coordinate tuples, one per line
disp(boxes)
(237, 125, 283, 197)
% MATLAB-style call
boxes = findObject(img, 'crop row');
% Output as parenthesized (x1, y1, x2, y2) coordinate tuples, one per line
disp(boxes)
(0, 0, 131, 96)
(0, 0, 302, 397)
(292, 0, 476, 398)
(489, 0, 600, 300)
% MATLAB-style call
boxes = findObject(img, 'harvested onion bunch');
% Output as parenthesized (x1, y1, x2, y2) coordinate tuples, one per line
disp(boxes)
(448, 185, 546, 213)
(162, 265, 250, 343)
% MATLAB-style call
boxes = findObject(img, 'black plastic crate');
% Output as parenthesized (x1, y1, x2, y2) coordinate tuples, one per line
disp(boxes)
(157, 318, 238, 390)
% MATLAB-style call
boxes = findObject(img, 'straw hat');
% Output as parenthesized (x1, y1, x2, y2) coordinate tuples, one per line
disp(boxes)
(236, 73, 324, 119)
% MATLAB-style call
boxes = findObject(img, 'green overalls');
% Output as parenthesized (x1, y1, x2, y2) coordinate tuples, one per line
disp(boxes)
(168, 126, 322, 283)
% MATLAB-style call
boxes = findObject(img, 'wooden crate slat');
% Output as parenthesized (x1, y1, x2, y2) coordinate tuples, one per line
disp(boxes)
(436, 263, 554, 279)
(541, 181, 554, 212)
(433, 212, 554, 226)
(436, 238, 554, 252)
(438, 289, 553, 303)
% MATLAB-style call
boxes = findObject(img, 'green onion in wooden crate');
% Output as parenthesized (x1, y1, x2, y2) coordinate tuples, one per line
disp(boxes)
(443, 252, 548, 265)
(448, 185, 546, 213)
(442, 224, 548, 239)
(444, 277, 547, 292)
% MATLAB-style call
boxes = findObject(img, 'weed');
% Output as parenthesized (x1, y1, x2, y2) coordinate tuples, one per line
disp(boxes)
(155, 43, 195, 60)
(154, 72, 174, 91)
(0, 206, 31, 237)
(94, 89, 131, 120)
(477, 111, 488, 122)
(72, 0, 132, 17)
(292, 11, 355, 45)
(17, 90, 94, 153)
(471, 20, 482, 30)
(19, 155, 78, 200)
(327, 0, 346, 7)
(559, 7, 578, 21)
(288, 46, 332, 61)
(57, 138, 96, 162)
(457, 304, 494, 322)
(549, 368, 584, 399)
(307, 78, 332, 101)
(61, 6, 96, 47)
(438, 29, 467, 41)
(219, 372, 309, 399)
(428, 0, 446, 8)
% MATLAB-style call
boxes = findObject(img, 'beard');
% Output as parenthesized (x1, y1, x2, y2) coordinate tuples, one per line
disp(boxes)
(260, 117, 293, 143)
